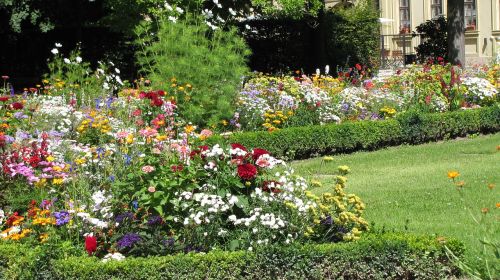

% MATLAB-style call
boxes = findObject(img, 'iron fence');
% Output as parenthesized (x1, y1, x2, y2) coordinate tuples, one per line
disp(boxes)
(380, 33, 425, 69)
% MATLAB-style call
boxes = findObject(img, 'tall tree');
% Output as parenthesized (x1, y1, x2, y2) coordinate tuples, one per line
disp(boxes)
(447, 0, 465, 66)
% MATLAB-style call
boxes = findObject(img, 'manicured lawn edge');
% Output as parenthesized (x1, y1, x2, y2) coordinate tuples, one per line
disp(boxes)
(208, 105, 500, 159)
(0, 233, 464, 280)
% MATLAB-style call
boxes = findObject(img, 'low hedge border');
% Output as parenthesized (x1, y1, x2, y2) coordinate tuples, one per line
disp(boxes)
(0, 233, 464, 280)
(207, 105, 500, 159)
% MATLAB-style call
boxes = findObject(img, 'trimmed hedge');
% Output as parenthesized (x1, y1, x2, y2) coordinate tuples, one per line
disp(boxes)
(0, 233, 464, 280)
(208, 105, 500, 159)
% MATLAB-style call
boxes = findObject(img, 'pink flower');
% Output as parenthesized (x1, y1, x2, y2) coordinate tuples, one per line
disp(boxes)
(142, 165, 155, 173)
(148, 186, 156, 193)
(199, 129, 213, 139)
(116, 131, 129, 139)
(256, 157, 271, 168)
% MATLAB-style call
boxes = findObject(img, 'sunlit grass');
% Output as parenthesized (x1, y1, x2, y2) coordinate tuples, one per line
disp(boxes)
(292, 133, 500, 270)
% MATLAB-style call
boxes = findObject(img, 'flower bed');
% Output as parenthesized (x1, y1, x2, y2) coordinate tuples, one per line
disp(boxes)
(0, 86, 369, 261)
(228, 64, 499, 132)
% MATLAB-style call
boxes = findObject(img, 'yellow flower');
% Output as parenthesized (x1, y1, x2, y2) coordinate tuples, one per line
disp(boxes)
(487, 183, 495, 190)
(126, 134, 134, 144)
(33, 217, 56, 226)
(52, 178, 64, 185)
(323, 156, 334, 162)
(39, 233, 49, 243)
(338, 165, 350, 174)
(46, 155, 55, 162)
(184, 125, 195, 134)
(310, 180, 322, 188)
(447, 171, 460, 179)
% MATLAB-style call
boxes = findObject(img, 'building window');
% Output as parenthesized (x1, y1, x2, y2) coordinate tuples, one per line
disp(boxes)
(465, 0, 476, 30)
(400, 0, 411, 34)
(431, 0, 442, 18)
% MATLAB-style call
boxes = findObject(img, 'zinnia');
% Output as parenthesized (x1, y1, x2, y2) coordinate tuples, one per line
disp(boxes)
(252, 148, 269, 161)
(237, 163, 257, 180)
(142, 165, 155, 173)
(11, 102, 23, 110)
(85, 235, 97, 255)
(231, 143, 247, 152)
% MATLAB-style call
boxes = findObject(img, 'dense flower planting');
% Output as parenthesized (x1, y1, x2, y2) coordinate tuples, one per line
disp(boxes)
(0, 79, 367, 260)
(231, 64, 499, 131)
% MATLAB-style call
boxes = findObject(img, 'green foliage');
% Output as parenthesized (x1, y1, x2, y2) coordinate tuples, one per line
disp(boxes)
(251, 0, 324, 19)
(0, 0, 54, 33)
(207, 105, 500, 160)
(324, 0, 380, 67)
(0, 233, 463, 279)
(414, 16, 448, 63)
(135, 14, 250, 127)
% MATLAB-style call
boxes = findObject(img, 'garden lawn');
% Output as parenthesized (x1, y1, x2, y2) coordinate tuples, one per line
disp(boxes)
(292, 133, 500, 265)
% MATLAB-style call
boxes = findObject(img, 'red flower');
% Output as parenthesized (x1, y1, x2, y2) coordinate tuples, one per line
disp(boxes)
(0, 96, 9, 102)
(85, 235, 98, 255)
(237, 163, 257, 180)
(170, 164, 184, 172)
(355, 63, 362, 71)
(157, 90, 165, 96)
(437, 56, 444, 62)
(190, 145, 209, 159)
(11, 102, 23, 110)
(231, 143, 247, 152)
(151, 98, 163, 107)
(252, 148, 269, 161)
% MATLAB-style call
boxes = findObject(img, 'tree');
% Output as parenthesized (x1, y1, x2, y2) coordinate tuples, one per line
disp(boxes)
(447, 0, 465, 66)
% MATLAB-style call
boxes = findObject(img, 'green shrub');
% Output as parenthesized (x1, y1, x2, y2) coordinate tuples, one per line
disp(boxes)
(208, 105, 500, 160)
(324, 0, 380, 68)
(414, 16, 448, 63)
(135, 14, 250, 127)
(0, 233, 463, 279)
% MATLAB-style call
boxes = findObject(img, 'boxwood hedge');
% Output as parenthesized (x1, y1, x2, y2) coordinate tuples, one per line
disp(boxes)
(208, 105, 500, 159)
(0, 233, 464, 280)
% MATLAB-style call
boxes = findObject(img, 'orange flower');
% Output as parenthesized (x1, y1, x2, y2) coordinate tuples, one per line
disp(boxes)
(455, 181, 465, 187)
(447, 171, 460, 179)
(487, 183, 495, 190)
(496, 202, 500, 208)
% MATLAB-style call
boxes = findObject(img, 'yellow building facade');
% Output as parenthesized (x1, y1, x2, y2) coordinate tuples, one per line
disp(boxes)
(327, 0, 500, 65)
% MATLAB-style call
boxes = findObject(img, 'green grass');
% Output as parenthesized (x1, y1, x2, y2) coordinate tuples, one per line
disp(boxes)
(292, 133, 500, 270)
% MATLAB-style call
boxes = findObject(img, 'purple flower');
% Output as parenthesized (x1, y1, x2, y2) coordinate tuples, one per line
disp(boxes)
(115, 212, 134, 224)
(117, 233, 141, 249)
(53, 211, 70, 226)
(13, 112, 28, 119)
(147, 215, 163, 226)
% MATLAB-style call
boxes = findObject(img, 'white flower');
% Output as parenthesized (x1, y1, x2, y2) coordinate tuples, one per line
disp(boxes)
(114, 68, 120, 74)
(164, 2, 173, 10)
(55, 43, 62, 47)
(229, 8, 237, 16)
(64, 58, 71, 64)
(51, 48, 59, 55)
(168, 16, 177, 23)
(176, 7, 184, 14)
(325, 65, 330, 75)
(102, 252, 125, 263)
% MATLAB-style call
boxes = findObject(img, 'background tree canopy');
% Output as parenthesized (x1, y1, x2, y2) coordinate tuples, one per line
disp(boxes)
(0, 0, 379, 87)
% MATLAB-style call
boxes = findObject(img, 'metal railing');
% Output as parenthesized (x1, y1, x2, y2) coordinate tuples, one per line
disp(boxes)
(380, 33, 424, 69)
